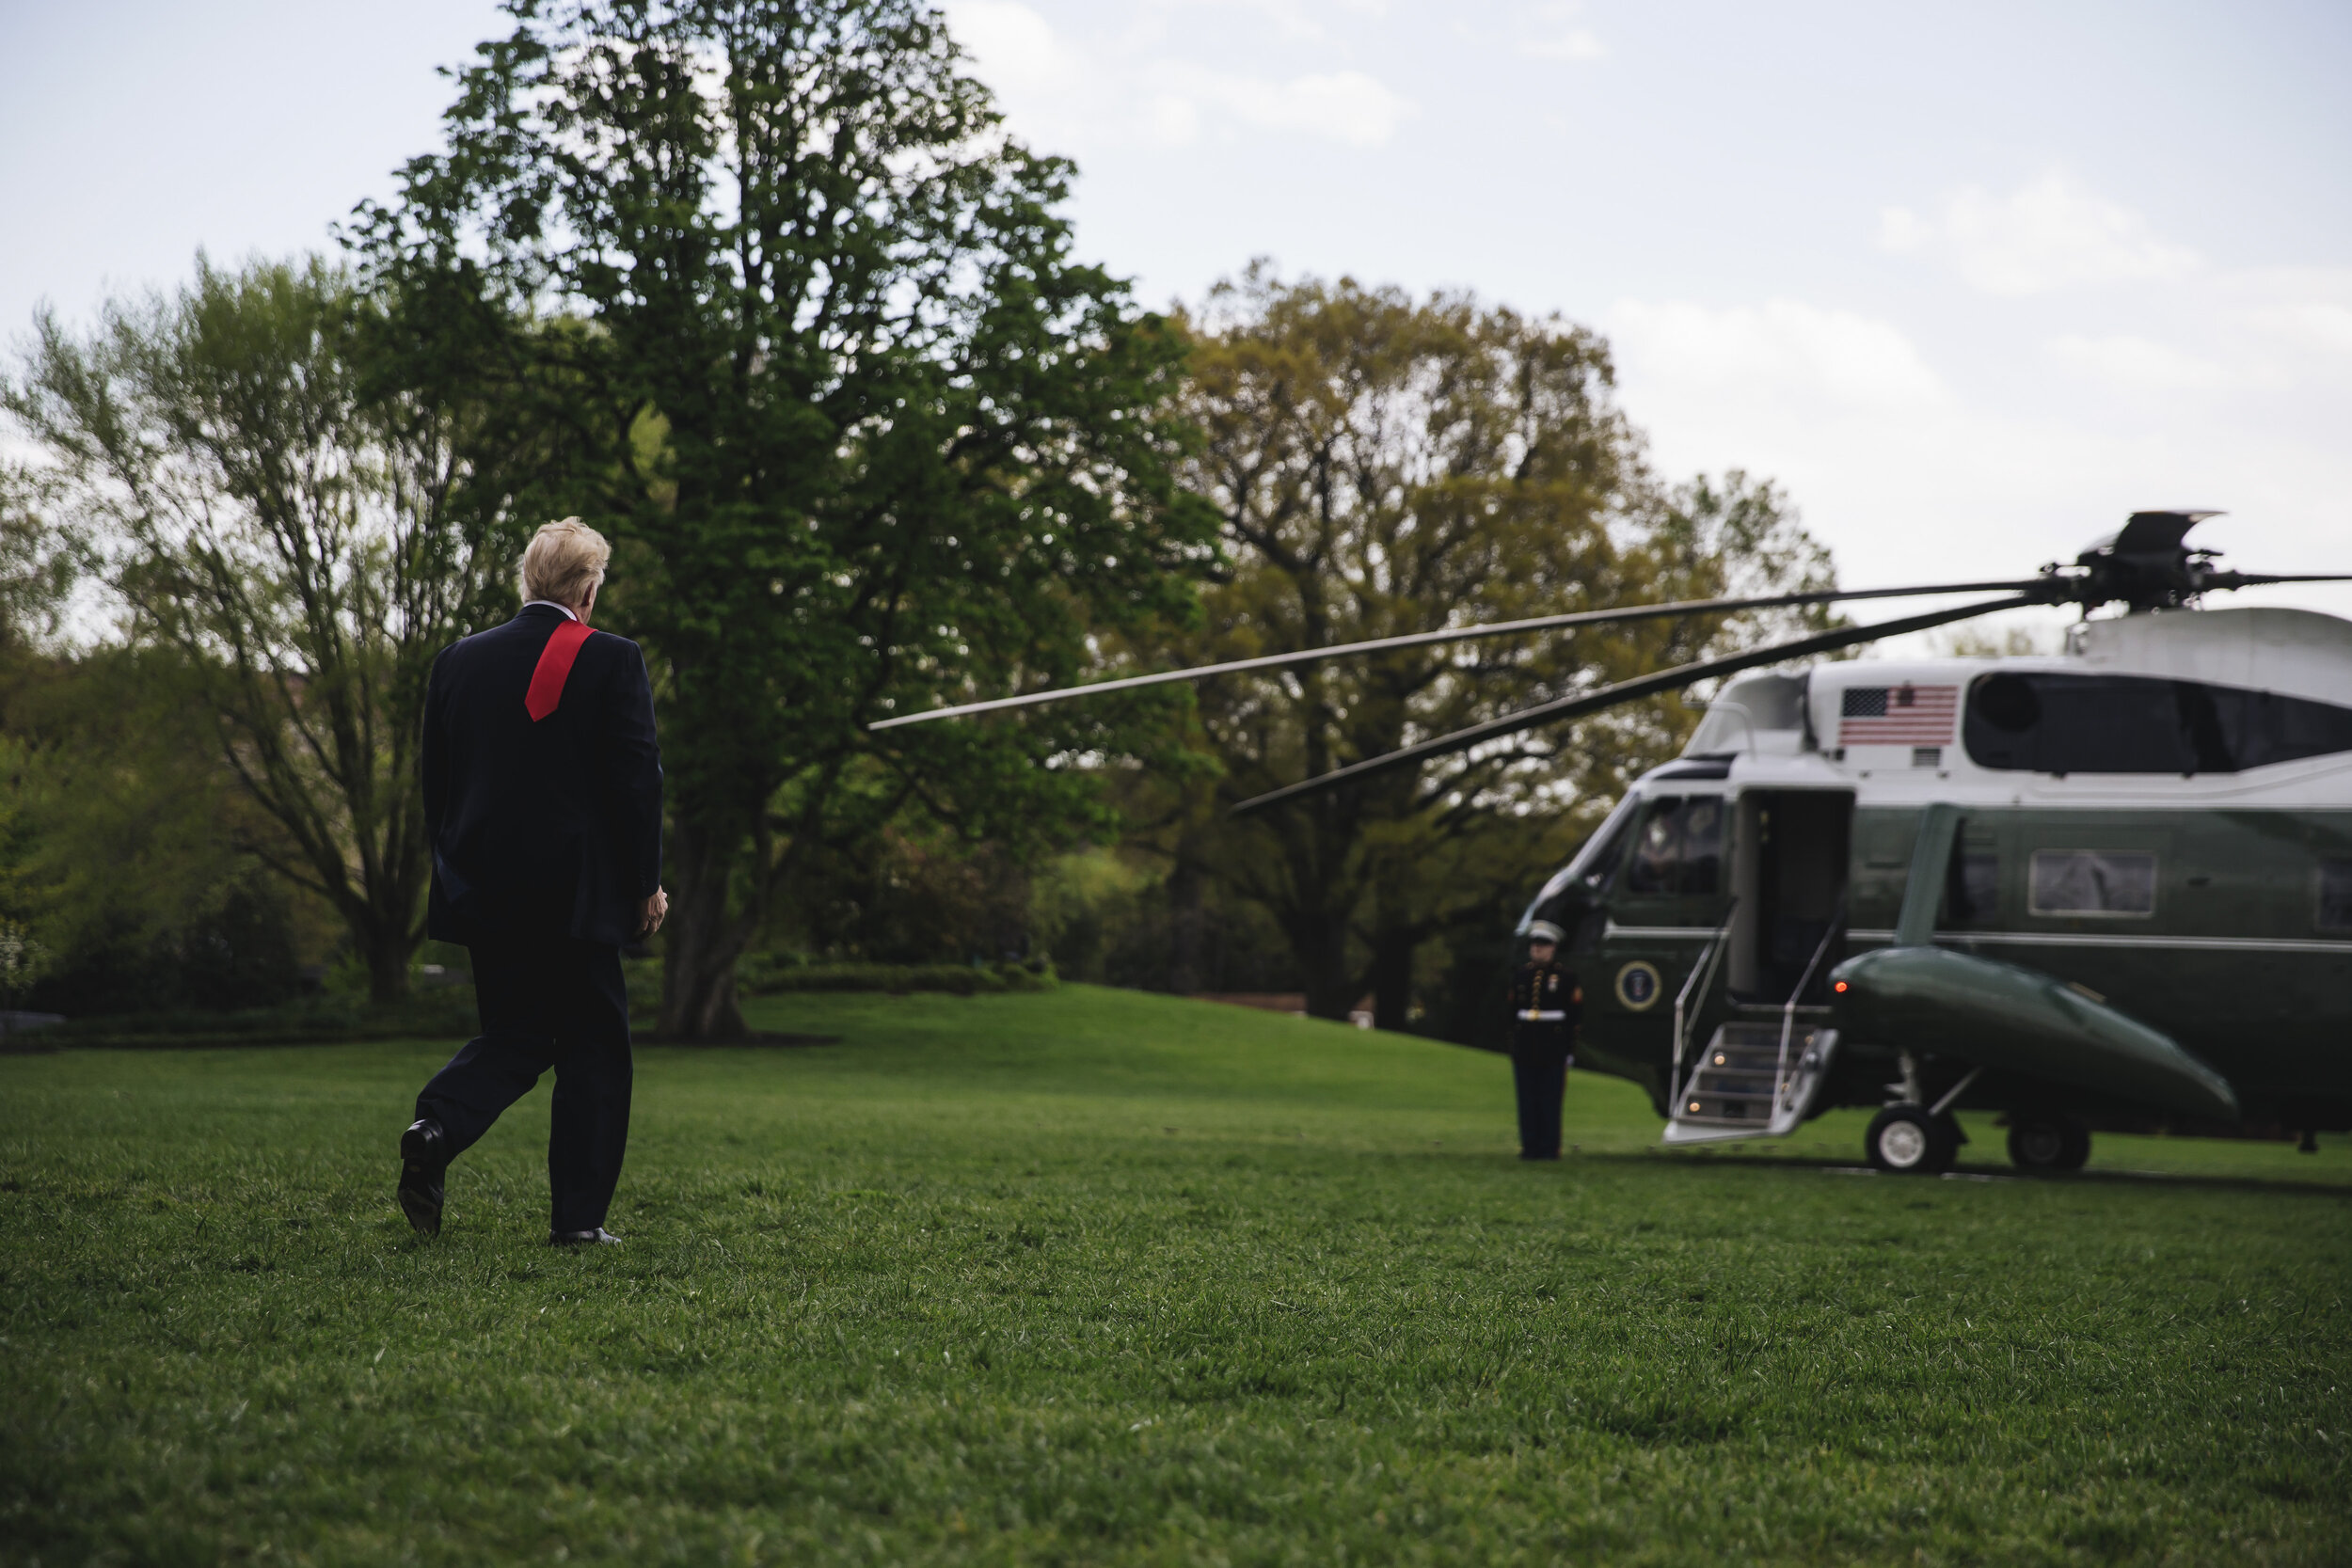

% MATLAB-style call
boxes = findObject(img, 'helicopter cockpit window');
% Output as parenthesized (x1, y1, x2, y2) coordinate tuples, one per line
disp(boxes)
(2320, 861, 2352, 934)
(1966, 672, 2352, 774)
(1625, 796, 1724, 896)
(1523, 799, 1640, 934)
(2028, 850, 2156, 918)
(1569, 808, 1635, 893)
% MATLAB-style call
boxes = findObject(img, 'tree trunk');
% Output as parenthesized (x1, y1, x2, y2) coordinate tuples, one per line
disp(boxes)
(1367, 854, 1417, 1032)
(1295, 913, 1357, 1021)
(1166, 832, 1206, 996)
(363, 923, 413, 1006)
(658, 814, 751, 1039)
(1370, 925, 1416, 1033)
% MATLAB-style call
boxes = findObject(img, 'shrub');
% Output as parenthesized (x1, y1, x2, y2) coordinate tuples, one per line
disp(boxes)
(39, 988, 478, 1048)
(741, 959, 1055, 998)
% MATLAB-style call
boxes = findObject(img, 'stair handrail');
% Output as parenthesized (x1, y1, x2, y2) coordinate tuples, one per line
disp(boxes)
(1772, 899, 1846, 1123)
(1671, 896, 1738, 1111)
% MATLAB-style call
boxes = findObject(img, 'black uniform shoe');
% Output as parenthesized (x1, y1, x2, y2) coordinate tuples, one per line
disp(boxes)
(549, 1227, 622, 1246)
(397, 1117, 449, 1236)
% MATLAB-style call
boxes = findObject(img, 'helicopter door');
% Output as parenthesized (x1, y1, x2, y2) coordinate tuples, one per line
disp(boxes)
(1727, 790, 1853, 1003)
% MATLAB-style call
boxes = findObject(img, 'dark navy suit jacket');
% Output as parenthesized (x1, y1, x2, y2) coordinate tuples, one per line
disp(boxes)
(422, 604, 663, 946)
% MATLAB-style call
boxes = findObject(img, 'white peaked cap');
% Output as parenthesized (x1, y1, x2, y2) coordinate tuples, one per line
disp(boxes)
(1526, 921, 1565, 943)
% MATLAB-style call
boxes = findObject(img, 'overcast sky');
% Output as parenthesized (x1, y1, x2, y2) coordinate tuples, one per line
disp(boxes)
(5, 0, 2347, 648)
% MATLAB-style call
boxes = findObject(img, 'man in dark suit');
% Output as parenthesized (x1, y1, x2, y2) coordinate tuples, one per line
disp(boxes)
(398, 517, 666, 1246)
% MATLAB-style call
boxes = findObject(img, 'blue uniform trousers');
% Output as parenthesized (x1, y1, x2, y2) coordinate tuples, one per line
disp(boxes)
(1512, 1036, 1572, 1160)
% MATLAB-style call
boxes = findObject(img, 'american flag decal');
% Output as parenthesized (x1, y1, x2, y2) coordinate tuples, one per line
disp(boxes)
(1838, 683, 1959, 745)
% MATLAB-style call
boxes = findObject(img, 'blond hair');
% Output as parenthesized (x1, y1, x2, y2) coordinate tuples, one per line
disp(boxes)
(519, 517, 611, 608)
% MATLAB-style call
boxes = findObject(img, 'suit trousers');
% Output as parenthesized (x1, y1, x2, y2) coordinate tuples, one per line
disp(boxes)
(1512, 1043, 1572, 1160)
(415, 937, 632, 1234)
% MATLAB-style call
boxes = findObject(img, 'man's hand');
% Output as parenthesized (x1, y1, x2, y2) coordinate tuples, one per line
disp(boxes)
(639, 887, 669, 937)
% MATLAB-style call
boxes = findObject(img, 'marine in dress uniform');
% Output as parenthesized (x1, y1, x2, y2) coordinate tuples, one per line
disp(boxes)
(1506, 920, 1581, 1161)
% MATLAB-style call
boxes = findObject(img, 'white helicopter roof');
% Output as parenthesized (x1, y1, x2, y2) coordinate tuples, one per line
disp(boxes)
(2071, 606, 2352, 708)
(1684, 605, 2352, 757)
(1659, 604, 2352, 811)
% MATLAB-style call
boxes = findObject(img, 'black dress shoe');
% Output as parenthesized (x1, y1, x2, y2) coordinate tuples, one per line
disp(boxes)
(397, 1117, 448, 1236)
(549, 1227, 622, 1246)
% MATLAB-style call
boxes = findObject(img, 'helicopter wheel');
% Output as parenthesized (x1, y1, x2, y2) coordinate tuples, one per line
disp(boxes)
(1865, 1103, 1958, 1175)
(2006, 1113, 2090, 1173)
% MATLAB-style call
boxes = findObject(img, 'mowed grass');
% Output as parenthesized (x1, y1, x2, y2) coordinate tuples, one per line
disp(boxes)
(2, 987, 2347, 1566)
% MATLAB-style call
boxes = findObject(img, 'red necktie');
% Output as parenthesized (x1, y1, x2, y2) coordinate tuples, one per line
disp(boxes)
(524, 619, 593, 721)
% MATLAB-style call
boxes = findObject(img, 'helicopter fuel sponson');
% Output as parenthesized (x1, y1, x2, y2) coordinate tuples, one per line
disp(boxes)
(1519, 605, 2352, 1171)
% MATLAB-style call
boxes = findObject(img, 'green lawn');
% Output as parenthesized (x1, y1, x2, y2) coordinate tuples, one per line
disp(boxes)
(3, 986, 2346, 1565)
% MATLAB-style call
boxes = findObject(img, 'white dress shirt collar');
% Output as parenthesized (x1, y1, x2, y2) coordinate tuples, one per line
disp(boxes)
(523, 599, 580, 622)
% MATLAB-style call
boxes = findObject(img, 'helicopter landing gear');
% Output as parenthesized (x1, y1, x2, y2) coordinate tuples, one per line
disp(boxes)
(1865, 1103, 1959, 1174)
(2006, 1113, 2090, 1173)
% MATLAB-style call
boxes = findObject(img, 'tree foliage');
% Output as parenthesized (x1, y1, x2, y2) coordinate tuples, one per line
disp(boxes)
(5, 257, 533, 1001)
(1169, 270, 1837, 1022)
(359, 0, 1216, 1036)
(0, 466, 79, 657)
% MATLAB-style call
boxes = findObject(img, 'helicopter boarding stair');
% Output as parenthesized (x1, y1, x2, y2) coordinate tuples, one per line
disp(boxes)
(1661, 899, 1842, 1146)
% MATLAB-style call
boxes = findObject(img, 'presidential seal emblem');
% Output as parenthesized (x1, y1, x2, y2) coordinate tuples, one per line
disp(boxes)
(1613, 959, 1662, 1012)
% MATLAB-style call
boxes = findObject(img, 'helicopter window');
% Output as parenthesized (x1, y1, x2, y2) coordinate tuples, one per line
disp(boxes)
(1965, 673, 2352, 774)
(2320, 862, 2352, 934)
(1625, 796, 1724, 895)
(1572, 809, 1636, 892)
(2028, 850, 2156, 918)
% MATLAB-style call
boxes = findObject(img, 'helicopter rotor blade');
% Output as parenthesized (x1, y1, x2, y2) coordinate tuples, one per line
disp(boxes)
(870, 580, 2060, 733)
(2202, 572, 2352, 589)
(1229, 594, 2042, 817)
(865, 577, 2051, 732)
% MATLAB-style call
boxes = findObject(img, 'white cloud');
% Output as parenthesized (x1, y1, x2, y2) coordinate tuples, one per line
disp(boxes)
(944, 0, 1077, 94)
(1514, 1, 1606, 60)
(1145, 93, 1201, 146)
(1878, 172, 2201, 296)
(943, 3, 1413, 150)
(1520, 29, 1605, 61)
(1604, 283, 2352, 646)
(1183, 68, 1415, 147)
(2257, 300, 2352, 355)
(2035, 269, 2352, 402)
(1606, 298, 1944, 407)
(2049, 332, 2233, 392)
(2231, 273, 2352, 362)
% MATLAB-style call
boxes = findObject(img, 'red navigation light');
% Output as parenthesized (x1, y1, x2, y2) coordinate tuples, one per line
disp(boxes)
(1833, 980, 1849, 993)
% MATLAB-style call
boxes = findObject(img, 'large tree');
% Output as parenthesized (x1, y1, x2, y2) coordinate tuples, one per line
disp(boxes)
(0, 465, 80, 1000)
(1173, 270, 1836, 1024)
(360, 0, 1215, 1037)
(5, 257, 539, 1001)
